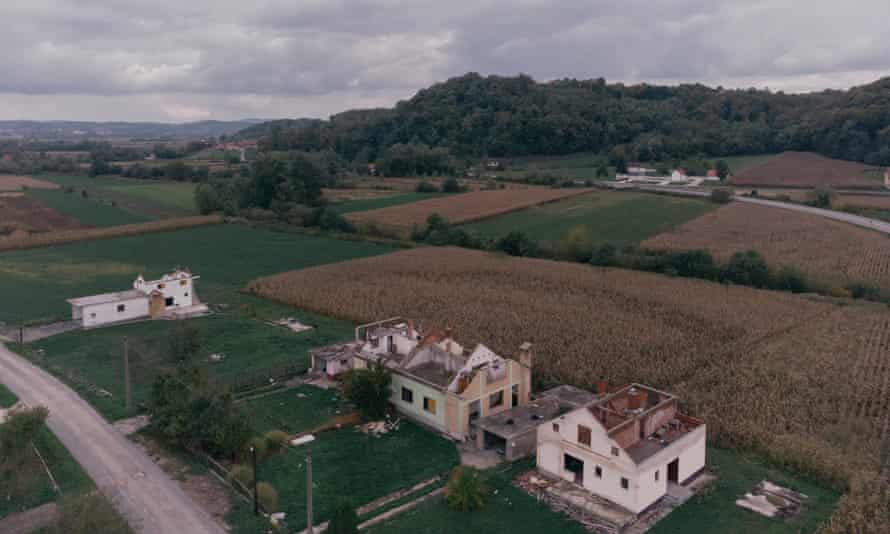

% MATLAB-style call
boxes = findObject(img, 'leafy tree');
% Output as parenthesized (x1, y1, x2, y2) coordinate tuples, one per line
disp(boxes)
(722, 250, 771, 288)
(327, 500, 360, 534)
(167, 322, 202, 364)
(809, 187, 837, 209)
(559, 225, 593, 262)
(445, 467, 487, 512)
(590, 243, 618, 267)
(495, 231, 538, 257)
(440, 177, 463, 193)
(0, 406, 49, 501)
(343, 363, 392, 420)
(715, 160, 730, 180)
(668, 250, 717, 279)
(773, 266, 809, 293)
(415, 181, 438, 193)
(595, 164, 609, 178)
(194, 183, 222, 214)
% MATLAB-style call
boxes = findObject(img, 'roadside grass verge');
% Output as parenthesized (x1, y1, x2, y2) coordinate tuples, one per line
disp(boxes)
(0, 384, 17, 407)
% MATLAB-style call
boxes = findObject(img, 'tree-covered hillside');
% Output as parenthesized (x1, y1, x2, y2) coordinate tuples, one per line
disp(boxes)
(248, 73, 890, 166)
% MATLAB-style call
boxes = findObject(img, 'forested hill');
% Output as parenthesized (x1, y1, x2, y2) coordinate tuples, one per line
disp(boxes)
(248, 73, 890, 165)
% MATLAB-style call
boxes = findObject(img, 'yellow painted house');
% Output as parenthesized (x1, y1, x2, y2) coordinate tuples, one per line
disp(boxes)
(310, 317, 533, 441)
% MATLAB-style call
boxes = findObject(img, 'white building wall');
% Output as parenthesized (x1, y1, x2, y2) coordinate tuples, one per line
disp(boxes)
(676, 426, 707, 483)
(79, 297, 149, 328)
(390, 374, 447, 433)
(136, 273, 196, 308)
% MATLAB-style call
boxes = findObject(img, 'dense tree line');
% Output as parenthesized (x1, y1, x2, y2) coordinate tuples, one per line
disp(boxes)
(253, 73, 890, 166)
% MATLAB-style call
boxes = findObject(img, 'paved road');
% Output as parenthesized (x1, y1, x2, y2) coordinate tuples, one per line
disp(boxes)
(628, 185, 890, 236)
(0, 343, 225, 534)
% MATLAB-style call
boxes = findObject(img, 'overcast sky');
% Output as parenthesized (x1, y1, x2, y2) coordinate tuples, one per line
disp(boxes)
(3, 0, 889, 122)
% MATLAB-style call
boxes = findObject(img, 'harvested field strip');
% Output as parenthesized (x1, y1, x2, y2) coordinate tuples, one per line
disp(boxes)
(839, 195, 890, 210)
(0, 215, 223, 252)
(344, 187, 593, 230)
(0, 195, 83, 234)
(0, 175, 60, 191)
(642, 201, 890, 291)
(729, 151, 883, 189)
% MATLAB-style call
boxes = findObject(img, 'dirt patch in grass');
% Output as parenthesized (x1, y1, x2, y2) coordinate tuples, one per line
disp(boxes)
(0, 175, 60, 191)
(0, 195, 83, 236)
(729, 152, 883, 189)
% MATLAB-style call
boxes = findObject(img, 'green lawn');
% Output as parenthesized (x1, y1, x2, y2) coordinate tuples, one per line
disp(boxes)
(366, 459, 589, 534)
(26, 189, 150, 227)
(257, 422, 459, 532)
(463, 190, 715, 246)
(721, 154, 779, 173)
(35, 175, 197, 219)
(0, 223, 394, 323)
(0, 424, 94, 519)
(652, 448, 839, 534)
(243, 386, 347, 434)
(330, 192, 447, 214)
(0, 384, 17, 407)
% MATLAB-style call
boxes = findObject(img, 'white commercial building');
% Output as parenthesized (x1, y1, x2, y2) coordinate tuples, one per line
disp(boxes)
(536, 383, 706, 515)
(67, 269, 205, 328)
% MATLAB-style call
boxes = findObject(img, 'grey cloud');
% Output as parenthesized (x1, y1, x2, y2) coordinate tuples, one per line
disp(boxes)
(1, 0, 889, 121)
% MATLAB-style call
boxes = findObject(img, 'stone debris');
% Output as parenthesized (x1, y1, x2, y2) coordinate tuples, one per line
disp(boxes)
(358, 418, 401, 437)
(736, 480, 808, 519)
(514, 471, 626, 533)
(273, 318, 314, 333)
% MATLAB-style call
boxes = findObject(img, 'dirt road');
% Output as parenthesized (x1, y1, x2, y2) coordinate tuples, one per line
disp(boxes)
(0, 343, 225, 534)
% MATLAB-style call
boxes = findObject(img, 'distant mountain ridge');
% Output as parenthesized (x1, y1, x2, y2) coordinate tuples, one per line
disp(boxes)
(247, 73, 890, 166)
(0, 119, 278, 141)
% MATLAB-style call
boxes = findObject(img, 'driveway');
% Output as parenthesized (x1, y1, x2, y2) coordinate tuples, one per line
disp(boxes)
(0, 343, 225, 534)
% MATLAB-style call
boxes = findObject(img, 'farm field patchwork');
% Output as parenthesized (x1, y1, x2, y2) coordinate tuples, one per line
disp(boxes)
(344, 187, 593, 230)
(0, 194, 84, 234)
(729, 151, 884, 189)
(464, 190, 715, 245)
(641, 201, 890, 291)
(26, 188, 150, 227)
(247, 246, 885, 530)
(330, 192, 447, 214)
(36, 175, 197, 219)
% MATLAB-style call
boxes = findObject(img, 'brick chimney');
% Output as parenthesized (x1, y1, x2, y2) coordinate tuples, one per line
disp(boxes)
(595, 378, 608, 396)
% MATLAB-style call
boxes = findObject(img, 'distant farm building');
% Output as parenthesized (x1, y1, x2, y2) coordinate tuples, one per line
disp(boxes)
(310, 317, 533, 441)
(67, 269, 207, 328)
(627, 163, 657, 177)
(486, 160, 502, 171)
(670, 169, 689, 183)
(536, 383, 706, 515)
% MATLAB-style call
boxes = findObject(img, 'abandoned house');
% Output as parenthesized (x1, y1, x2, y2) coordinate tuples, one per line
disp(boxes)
(67, 269, 206, 328)
(309, 317, 533, 441)
(475, 384, 597, 461)
(536, 383, 706, 515)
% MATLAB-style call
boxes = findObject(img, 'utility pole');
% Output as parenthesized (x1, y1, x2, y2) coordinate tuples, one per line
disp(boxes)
(306, 452, 314, 534)
(251, 446, 259, 515)
(123, 337, 131, 413)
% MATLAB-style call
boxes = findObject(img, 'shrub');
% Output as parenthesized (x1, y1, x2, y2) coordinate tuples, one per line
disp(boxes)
(327, 500, 360, 534)
(495, 231, 538, 257)
(440, 177, 464, 193)
(559, 226, 593, 263)
(343, 363, 392, 420)
(228, 464, 254, 488)
(415, 181, 439, 193)
(48, 494, 131, 534)
(722, 250, 771, 288)
(809, 187, 837, 209)
(709, 188, 733, 204)
(264, 430, 289, 456)
(773, 266, 809, 293)
(590, 243, 618, 267)
(257, 482, 278, 512)
(445, 466, 487, 512)
(847, 282, 882, 301)
(668, 250, 717, 279)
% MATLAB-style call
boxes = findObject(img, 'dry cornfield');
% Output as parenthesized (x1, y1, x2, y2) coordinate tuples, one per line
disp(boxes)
(837, 195, 890, 210)
(642, 202, 890, 291)
(344, 187, 593, 230)
(0, 214, 223, 252)
(247, 246, 890, 532)
(729, 151, 883, 189)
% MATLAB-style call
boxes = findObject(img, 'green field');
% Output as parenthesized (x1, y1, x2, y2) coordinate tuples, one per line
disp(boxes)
(330, 192, 446, 214)
(721, 154, 779, 174)
(0, 384, 17, 407)
(242, 385, 346, 434)
(27, 189, 150, 227)
(33, 175, 197, 219)
(0, 223, 394, 323)
(463, 190, 715, 246)
(651, 448, 838, 534)
(366, 460, 589, 534)
(0, 420, 94, 519)
(258, 422, 459, 532)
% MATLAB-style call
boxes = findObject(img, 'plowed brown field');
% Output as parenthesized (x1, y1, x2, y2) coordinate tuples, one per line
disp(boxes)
(729, 151, 883, 189)
(0, 195, 82, 234)
(642, 201, 890, 290)
(247, 246, 890, 531)
(344, 187, 593, 229)
(0, 175, 60, 191)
